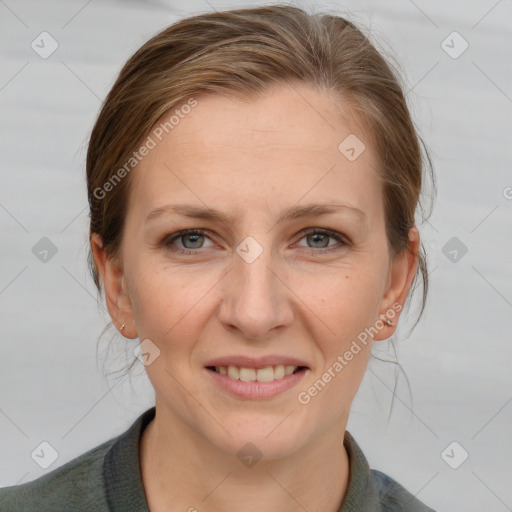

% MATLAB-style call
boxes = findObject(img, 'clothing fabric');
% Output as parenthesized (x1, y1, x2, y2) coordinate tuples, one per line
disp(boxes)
(0, 406, 435, 511)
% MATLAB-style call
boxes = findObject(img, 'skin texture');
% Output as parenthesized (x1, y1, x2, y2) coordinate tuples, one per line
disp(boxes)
(91, 83, 419, 512)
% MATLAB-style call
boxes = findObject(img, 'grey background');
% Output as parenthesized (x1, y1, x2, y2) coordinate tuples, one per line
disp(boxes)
(1, 0, 511, 510)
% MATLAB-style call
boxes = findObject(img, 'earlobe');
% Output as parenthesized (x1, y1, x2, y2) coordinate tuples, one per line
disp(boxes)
(90, 233, 137, 339)
(373, 227, 420, 341)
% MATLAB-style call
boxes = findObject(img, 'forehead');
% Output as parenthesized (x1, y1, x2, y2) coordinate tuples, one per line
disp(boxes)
(126, 83, 382, 224)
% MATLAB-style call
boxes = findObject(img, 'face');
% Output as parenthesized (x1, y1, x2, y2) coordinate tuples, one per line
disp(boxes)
(92, 83, 418, 460)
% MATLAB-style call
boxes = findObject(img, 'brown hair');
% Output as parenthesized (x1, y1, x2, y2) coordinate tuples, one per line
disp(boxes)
(87, 4, 434, 346)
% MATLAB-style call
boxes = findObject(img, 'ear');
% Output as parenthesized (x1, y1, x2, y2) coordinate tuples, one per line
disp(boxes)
(90, 233, 137, 339)
(373, 227, 420, 341)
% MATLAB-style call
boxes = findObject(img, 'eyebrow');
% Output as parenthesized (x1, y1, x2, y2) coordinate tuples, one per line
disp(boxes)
(146, 202, 366, 225)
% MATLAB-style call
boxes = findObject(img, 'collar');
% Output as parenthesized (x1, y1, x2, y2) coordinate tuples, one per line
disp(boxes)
(103, 406, 155, 511)
(340, 429, 381, 511)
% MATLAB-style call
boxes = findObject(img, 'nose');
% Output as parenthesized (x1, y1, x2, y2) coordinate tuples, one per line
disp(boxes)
(217, 238, 294, 340)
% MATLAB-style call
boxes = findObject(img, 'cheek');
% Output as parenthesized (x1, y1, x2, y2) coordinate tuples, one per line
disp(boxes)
(127, 259, 218, 341)
(127, 265, 212, 394)
(296, 273, 379, 413)
(303, 261, 388, 343)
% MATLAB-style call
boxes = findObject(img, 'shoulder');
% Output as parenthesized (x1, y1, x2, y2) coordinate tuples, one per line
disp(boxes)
(0, 436, 116, 512)
(370, 469, 437, 512)
(0, 407, 155, 512)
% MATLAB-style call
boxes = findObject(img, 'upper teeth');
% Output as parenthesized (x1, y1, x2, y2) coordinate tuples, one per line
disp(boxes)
(215, 365, 299, 382)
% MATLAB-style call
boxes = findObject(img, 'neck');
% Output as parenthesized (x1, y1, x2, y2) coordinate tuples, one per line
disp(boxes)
(140, 406, 350, 512)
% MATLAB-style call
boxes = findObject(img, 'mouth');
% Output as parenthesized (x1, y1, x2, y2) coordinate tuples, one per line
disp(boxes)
(204, 358, 309, 400)
(205, 364, 308, 382)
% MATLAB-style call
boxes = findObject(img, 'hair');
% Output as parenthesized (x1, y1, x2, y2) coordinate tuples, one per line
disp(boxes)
(86, 4, 435, 413)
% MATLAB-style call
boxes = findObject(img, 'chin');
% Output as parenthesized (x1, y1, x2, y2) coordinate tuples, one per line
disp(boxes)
(203, 411, 312, 462)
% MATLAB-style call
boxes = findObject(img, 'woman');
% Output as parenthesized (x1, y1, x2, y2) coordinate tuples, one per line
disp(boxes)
(0, 5, 436, 511)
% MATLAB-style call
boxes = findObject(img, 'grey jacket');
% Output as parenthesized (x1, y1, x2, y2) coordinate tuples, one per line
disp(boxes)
(0, 407, 436, 511)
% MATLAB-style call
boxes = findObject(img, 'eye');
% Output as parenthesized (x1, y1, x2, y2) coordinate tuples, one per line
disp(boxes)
(295, 228, 348, 253)
(162, 229, 215, 255)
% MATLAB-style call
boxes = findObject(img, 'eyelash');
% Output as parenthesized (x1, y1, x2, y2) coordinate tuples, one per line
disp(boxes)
(161, 228, 349, 256)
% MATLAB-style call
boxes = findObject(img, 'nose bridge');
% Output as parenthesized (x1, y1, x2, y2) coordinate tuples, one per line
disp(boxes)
(220, 234, 292, 338)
